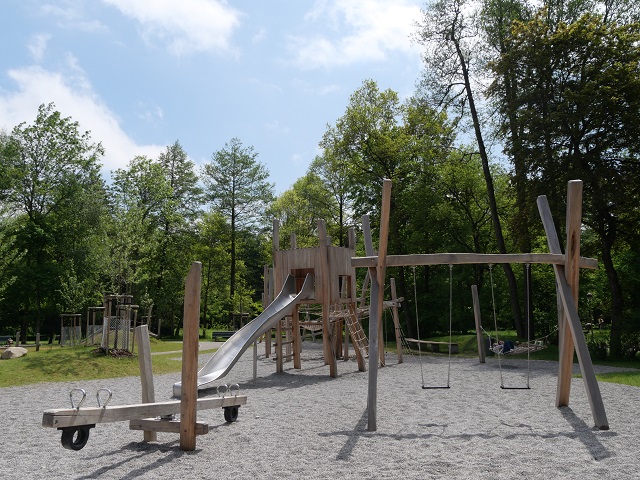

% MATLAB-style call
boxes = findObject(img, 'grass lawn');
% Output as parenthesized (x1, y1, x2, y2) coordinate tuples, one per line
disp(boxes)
(0, 338, 217, 388)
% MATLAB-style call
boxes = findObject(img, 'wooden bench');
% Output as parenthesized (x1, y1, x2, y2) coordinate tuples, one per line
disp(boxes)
(211, 331, 235, 341)
(406, 339, 459, 354)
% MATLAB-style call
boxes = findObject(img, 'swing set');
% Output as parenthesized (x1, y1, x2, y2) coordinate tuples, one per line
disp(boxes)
(353, 179, 609, 432)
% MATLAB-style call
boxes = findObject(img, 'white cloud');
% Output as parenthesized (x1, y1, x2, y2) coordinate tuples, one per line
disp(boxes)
(0, 64, 164, 176)
(288, 0, 422, 69)
(102, 0, 242, 56)
(40, 3, 108, 32)
(27, 34, 51, 63)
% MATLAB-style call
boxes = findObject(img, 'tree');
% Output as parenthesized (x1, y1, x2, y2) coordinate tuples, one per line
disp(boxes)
(417, 0, 525, 337)
(489, 11, 640, 355)
(309, 151, 353, 247)
(320, 80, 455, 338)
(0, 103, 105, 343)
(269, 171, 339, 248)
(201, 138, 274, 304)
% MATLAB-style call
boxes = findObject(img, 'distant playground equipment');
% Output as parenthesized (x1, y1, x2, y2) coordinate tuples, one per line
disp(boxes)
(100, 294, 140, 352)
(59, 314, 82, 346)
(43, 262, 247, 452)
(57, 294, 148, 352)
(354, 179, 609, 431)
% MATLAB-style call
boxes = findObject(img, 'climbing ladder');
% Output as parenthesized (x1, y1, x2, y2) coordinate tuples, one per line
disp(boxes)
(399, 326, 413, 357)
(346, 302, 368, 371)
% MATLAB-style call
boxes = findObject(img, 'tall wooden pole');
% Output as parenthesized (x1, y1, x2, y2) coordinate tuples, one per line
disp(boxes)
(366, 179, 392, 432)
(180, 261, 202, 451)
(557, 180, 581, 406)
(538, 184, 609, 429)
(390, 278, 403, 363)
(471, 285, 485, 363)
(136, 324, 157, 442)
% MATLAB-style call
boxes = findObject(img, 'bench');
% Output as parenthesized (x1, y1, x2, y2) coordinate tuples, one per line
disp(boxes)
(406, 339, 459, 354)
(0, 335, 13, 345)
(211, 331, 235, 341)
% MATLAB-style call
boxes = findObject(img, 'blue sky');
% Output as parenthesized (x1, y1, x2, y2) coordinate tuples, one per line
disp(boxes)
(1, 0, 425, 194)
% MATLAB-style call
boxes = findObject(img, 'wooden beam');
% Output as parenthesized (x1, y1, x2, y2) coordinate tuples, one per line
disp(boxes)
(471, 285, 485, 363)
(180, 261, 202, 451)
(130, 419, 209, 435)
(351, 253, 597, 269)
(42, 396, 248, 428)
(390, 278, 403, 364)
(558, 181, 581, 406)
(537, 191, 609, 430)
(318, 219, 337, 377)
(366, 179, 392, 432)
(136, 325, 156, 442)
(377, 180, 392, 367)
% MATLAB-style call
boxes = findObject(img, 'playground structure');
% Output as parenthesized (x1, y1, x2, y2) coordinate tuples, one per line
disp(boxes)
(57, 294, 145, 351)
(59, 314, 82, 346)
(173, 217, 407, 397)
(100, 294, 140, 352)
(265, 218, 406, 376)
(353, 179, 609, 431)
(43, 262, 247, 452)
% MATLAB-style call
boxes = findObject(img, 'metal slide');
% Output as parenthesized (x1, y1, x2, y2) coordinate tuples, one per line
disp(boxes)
(173, 274, 314, 397)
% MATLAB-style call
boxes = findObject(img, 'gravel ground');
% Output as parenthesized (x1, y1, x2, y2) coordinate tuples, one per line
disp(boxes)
(2, 342, 638, 480)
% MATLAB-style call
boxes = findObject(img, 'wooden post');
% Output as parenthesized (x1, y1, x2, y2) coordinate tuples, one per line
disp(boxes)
(318, 219, 337, 377)
(390, 278, 403, 363)
(556, 180, 581, 406)
(363, 214, 379, 431)
(365, 178, 392, 432)
(376, 180, 391, 368)
(292, 305, 301, 369)
(86, 309, 90, 346)
(538, 187, 609, 430)
(136, 324, 157, 442)
(180, 261, 202, 451)
(471, 285, 485, 363)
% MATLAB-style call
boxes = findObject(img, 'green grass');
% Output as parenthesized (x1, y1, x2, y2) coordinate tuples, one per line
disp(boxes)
(596, 371, 640, 387)
(0, 339, 217, 388)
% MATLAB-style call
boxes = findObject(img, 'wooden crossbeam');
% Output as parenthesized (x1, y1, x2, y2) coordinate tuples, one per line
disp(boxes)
(42, 395, 248, 428)
(352, 253, 597, 269)
(130, 418, 209, 435)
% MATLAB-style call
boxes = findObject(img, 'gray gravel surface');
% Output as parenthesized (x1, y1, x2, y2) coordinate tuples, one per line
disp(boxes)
(2, 342, 638, 479)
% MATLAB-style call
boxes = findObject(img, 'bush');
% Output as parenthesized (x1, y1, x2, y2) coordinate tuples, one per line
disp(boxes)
(620, 332, 640, 360)
(587, 338, 609, 361)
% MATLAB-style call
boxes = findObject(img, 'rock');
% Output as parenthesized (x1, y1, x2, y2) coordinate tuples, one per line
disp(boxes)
(1, 347, 28, 359)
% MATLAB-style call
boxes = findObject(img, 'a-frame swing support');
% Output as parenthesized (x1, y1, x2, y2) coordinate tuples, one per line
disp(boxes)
(356, 179, 608, 432)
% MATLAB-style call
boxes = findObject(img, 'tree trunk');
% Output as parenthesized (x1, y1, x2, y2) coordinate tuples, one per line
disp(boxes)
(452, 33, 525, 337)
(601, 234, 624, 357)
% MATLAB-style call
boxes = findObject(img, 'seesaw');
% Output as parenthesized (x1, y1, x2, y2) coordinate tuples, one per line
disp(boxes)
(42, 262, 247, 451)
(42, 384, 247, 450)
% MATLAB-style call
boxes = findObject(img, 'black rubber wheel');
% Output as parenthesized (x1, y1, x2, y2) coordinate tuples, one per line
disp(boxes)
(60, 425, 92, 451)
(224, 406, 239, 423)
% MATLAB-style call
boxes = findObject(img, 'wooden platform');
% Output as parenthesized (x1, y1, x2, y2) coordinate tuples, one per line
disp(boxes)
(405, 339, 459, 354)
